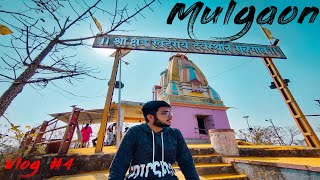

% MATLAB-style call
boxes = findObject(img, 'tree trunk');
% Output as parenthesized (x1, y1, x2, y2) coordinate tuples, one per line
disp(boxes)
(0, 38, 59, 117)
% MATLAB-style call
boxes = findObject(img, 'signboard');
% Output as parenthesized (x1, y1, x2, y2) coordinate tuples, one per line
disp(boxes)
(93, 34, 286, 59)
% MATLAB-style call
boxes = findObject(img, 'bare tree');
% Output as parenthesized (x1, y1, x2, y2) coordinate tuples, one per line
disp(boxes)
(237, 126, 304, 145)
(0, 0, 159, 117)
(238, 126, 275, 145)
(285, 126, 304, 145)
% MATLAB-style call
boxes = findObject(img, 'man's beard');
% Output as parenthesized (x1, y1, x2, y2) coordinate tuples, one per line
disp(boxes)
(153, 116, 170, 128)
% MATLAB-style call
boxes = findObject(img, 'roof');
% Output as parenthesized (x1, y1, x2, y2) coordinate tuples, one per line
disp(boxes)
(49, 101, 144, 124)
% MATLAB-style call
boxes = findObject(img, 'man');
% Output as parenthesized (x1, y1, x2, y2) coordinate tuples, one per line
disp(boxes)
(108, 101, 199, 180)
(92, 135, 104, 147)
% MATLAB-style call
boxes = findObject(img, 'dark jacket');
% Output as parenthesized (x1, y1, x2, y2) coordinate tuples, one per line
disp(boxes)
(108, 123, 199, 179)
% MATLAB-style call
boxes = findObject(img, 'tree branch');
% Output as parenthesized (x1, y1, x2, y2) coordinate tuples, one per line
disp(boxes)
(0, 10, 33, 19)
(25, 73, 85, 84)
(111, 0, 156, 31)
(57, 41, 84, 46)
(0, 74, 15, 81)
(58, 0, 158, 43)
(111, 0, 118, 29)
(64, 0, 102, 31)
(22, 62, 77, 73)
(39, 0, 63, 30)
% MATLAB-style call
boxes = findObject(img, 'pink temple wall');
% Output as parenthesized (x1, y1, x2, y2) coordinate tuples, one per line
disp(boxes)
(170, 105, 231, 139)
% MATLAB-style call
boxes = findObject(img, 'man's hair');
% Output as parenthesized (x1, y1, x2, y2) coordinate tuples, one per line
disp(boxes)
(142, 101, 171, 122)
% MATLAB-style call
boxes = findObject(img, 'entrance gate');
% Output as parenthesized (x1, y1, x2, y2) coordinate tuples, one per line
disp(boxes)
(92, 34, 320, 152)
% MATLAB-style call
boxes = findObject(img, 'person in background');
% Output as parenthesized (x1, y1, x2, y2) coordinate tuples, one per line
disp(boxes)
(108, 101, 199, 179)
(92, 134, 107, 147)
(92, 137, 98, 147)
(106, 123, 116, 146)
(80, 123, 92, 148)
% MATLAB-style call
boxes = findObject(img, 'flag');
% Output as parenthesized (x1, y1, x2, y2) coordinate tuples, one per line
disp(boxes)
(89, 11, 103, 33)
(261, 26, 274, 40)
(0, 24, 13, 35)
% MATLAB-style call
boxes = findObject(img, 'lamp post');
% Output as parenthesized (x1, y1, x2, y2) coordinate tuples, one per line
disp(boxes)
(265, 119, 285, 145)
(305, 100, 320, 117)
(243, 116, 252, 131)
(110, 49, 130, 148)
(117, 56, 122, 148)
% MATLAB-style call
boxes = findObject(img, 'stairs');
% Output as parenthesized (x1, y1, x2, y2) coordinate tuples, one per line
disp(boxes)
(174, 148, 248, 180)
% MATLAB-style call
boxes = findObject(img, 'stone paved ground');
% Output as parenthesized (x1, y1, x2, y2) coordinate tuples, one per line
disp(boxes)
(53, 144, 320, 179)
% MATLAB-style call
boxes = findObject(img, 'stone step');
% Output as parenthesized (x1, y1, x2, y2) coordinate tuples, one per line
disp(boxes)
(185, 139, 211, 144)
(174, 163, 236, 176)
(239, 147, 320, 157)
(201, 173, 247, 180)
(189, 148, 216, 155)
(192, 154, 222, 164)
(195, 164, 236, 176)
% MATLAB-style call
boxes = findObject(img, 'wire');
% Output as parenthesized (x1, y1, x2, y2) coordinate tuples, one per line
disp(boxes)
(206, 59, 253, 80)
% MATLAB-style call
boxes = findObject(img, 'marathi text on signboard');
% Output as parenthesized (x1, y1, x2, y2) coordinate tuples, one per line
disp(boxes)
(93, 34, 286, 59)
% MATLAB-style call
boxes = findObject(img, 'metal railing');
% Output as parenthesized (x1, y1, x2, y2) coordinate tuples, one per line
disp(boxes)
(20, 111, 77, 155)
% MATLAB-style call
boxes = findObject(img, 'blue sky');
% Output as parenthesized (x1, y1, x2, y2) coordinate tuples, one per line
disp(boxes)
(1, 0, 320, 137)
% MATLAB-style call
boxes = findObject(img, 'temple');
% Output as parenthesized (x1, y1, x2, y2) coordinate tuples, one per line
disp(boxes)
(153, 54, 231, 140)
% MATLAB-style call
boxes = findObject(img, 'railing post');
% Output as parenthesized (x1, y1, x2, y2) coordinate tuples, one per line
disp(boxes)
(28, 121, 49, 155)
(58, 106, 81, 155)
(24, 128, 36, 149)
